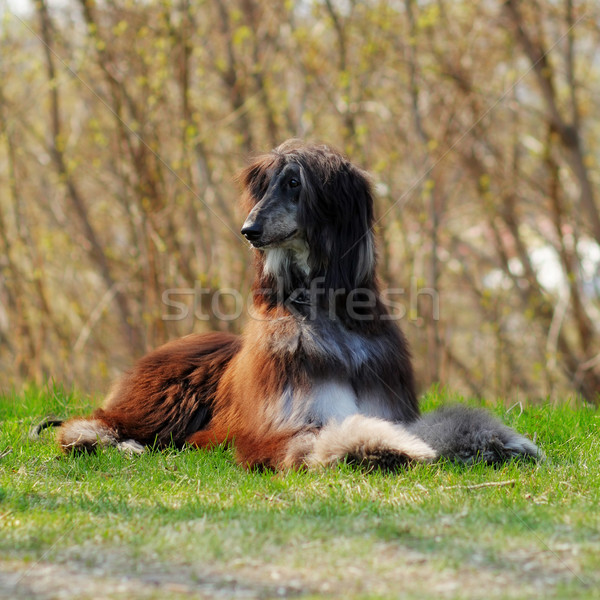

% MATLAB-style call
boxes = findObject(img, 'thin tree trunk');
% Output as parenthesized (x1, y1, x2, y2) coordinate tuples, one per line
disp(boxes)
(37, 0, 143, 354)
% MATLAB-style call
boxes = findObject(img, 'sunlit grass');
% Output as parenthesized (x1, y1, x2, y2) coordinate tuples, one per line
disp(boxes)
(0, 385, 599, 599)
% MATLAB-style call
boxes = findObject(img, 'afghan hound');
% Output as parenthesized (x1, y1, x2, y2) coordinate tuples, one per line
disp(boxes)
(57, 140, 542, 470)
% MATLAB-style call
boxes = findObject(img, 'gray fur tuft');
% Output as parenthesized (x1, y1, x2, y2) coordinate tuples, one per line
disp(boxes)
(408, 406, 543, 464)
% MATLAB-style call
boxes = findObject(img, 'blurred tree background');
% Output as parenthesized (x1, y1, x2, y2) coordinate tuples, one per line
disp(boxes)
(0, 0, 599, 403)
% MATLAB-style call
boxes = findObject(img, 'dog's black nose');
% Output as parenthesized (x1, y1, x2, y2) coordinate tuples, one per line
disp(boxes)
(241, 223, 262, 242)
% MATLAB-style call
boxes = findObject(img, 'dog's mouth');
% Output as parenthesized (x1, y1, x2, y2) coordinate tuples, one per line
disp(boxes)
(250, 229, 299, 249)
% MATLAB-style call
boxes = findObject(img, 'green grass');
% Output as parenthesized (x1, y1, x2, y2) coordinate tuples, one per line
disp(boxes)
(1, 384, 599, 599)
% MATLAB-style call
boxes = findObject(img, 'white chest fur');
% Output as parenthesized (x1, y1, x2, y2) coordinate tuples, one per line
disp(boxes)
(309, 381, 358, 424)
(273, 379, 397, 429)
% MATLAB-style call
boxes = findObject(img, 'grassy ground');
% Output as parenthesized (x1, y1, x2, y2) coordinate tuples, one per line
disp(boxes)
(0, 385, 598, 600)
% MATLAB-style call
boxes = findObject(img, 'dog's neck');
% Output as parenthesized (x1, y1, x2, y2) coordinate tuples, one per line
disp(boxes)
(263, 241, 310, 281)
(253, 242, 385, 328)
(256, 244, 313, 309)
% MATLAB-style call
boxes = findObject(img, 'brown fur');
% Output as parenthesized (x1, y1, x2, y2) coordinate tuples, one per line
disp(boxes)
(58, 332, 241, 450)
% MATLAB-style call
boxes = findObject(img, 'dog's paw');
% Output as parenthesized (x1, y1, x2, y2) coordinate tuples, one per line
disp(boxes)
(116, 439, 145, 454)
(490, 433, 543, 463)
(456, 433, 542, 465)
(453, 421, 543, 465)
(307, 415, 436, 471)
(344, 446, 412, 472)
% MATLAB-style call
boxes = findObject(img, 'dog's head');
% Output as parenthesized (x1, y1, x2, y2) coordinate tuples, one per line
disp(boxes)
(239, 140, 375, 291)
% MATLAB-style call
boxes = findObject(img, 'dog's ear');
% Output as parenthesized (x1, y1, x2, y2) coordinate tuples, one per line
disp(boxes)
(299, 160, 375, 291)
(237, 155, 277, 213)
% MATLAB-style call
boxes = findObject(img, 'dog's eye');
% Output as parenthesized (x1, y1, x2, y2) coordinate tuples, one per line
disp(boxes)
(289, 178, 300, 189)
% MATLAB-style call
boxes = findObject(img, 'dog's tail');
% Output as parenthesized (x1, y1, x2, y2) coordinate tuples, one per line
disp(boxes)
(407, 405, 543, 464)
(57, 416, 144, 454)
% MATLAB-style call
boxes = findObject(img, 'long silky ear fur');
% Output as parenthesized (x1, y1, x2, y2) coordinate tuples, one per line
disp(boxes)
(236, 154, 281, 213)
(298, 159, 375, 292)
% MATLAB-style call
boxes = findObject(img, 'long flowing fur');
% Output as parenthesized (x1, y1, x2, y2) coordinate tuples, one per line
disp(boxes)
(58, 140, 542, 469)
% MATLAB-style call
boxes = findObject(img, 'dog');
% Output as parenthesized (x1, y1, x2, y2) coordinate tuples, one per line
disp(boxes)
(57, 140, 542, 469)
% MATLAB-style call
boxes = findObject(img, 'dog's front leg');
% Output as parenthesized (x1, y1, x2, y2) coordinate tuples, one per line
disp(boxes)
(291, 416, 436, 471)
